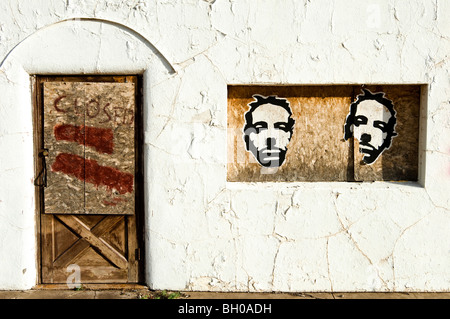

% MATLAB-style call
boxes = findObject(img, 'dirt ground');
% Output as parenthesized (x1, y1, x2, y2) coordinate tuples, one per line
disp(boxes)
(0, 287, 449, 299)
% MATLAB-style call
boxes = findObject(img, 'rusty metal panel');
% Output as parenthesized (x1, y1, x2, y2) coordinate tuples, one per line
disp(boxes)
(43, 82, 135, 214)
(227, 86, 352, 182)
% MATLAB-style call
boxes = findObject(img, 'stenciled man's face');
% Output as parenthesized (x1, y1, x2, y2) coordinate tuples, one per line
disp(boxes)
(245, 103, 293, 167)
(353, 99, 393, 164)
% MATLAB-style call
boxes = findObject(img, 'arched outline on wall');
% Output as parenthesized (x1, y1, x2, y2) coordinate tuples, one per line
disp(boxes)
(0, 17, 176, 74)
(0, 16, 178, 288)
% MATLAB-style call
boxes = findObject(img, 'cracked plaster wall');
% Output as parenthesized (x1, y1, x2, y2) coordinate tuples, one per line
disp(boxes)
(0, 0, 449, 292)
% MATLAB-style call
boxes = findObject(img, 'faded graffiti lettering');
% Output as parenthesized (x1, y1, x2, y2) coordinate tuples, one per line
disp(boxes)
(53, 95, 67, 113)
(86, 99, 100, 118)
(53, 95, 134, 126)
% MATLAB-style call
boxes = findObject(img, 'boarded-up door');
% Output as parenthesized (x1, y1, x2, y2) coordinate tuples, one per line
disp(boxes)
(35, 76, 143, 284)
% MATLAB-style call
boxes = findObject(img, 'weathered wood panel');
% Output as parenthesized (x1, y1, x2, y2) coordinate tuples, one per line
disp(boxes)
(228, 85, 420, 182)
(227, 85, 352, 182)
(352, 85, 420, 181)
(43, 82, 136, 214)
(40, 214, 138, 284)
(44, 82, 86, 214)
(83, 82, 136, 214)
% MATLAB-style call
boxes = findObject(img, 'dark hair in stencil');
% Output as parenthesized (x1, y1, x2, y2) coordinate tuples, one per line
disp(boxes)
(243, 95, 295, 133)
(344, 88, 397, 149)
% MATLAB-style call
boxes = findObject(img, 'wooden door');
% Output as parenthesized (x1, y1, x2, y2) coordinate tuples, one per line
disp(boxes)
(35, 76, 143, 284)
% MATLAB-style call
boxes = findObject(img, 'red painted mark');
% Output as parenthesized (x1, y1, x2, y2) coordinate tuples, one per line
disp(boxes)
(52, 153, 134, 195)
(54, 95, 67, 113)
(103, 197, 128, 206)
(54, 124, 114, 154)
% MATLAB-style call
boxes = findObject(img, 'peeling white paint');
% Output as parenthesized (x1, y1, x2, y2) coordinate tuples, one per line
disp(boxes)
(0, 0, 449, 292)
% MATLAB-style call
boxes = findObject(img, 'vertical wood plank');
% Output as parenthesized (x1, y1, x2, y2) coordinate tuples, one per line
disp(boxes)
(127, 215, 139, 282)
(83, 82, 136, 214)
(40, 214, 55, 283)
(43, 82, 85, 214)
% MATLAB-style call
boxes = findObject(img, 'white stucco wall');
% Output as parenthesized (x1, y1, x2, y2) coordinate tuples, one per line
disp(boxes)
(0, 0, 449, 292)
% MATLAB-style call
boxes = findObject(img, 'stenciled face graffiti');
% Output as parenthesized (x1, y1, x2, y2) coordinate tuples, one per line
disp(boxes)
(243, 95, 295, 168)
(344, 89, 398, 164)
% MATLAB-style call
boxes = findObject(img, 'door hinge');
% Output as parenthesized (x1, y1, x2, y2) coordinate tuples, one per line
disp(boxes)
(135, 248, 141, 261)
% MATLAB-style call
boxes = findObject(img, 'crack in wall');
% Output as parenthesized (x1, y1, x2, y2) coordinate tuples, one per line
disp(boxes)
(326, 238, 334, 292)
(154, 75, 182, 140)
(331, 194, 389, 290)
(389, 210, 434, 290)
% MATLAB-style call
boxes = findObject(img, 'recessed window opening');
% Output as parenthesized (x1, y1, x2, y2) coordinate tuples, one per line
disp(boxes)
(227, 85, 421, 183)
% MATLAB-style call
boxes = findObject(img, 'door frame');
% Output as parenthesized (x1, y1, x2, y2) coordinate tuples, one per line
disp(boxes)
(32, 74, 146, 286)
